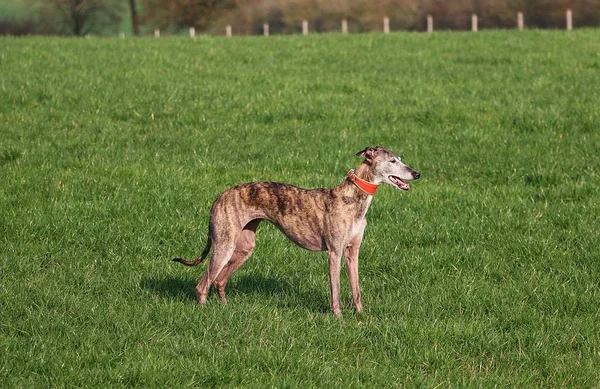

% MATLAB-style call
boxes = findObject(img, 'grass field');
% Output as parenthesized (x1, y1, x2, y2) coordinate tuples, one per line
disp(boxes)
(1, 30, 600, 387)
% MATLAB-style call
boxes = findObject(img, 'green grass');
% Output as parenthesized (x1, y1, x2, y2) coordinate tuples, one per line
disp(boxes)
(1, 30, 599, 386)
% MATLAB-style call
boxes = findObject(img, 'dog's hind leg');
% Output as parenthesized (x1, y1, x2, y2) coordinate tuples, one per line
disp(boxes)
(213, 219, 261, 304)
(195, 241, 236, 306)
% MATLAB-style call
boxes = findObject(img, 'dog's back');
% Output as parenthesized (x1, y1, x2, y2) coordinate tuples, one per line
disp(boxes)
(210, 181, 338, 251)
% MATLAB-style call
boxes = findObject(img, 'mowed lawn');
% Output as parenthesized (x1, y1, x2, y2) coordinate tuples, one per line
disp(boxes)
(1, 30, 599, 386)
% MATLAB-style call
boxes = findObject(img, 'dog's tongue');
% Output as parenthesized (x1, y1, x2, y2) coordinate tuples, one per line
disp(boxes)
(391, 176, 410, 190)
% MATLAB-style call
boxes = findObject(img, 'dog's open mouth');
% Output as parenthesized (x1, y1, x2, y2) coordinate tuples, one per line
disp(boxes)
(389, 176, 410, 191)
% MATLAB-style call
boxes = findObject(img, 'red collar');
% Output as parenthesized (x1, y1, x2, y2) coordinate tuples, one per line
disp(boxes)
(347, 169, 378, 195)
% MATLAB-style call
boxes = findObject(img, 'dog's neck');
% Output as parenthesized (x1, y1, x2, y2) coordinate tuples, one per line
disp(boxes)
(353, 163, 380, 186)
(340, 162, 378, 204)
(348, 168, 378, 195)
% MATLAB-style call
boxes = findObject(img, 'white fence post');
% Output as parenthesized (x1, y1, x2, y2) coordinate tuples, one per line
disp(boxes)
(566, 9, 573, 30)
(263, 23, 269, 36)
(189, 27, 195, 38)
(154, 29, 160, 38)
(427, 15, 433, 32)
(226, 25, 232, 37)
(472, 14, 478, 32)
(302, 20, 309, 35)
(517, 12, 524, 30)
(383, 17, 390, 33)
(342, 19, 348, 34)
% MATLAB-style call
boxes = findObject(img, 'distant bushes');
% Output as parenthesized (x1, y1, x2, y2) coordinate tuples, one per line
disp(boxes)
(212, 0, 600, 34)
(0, 18, 39, 36)
(1, 0, 124, 36)
(1, 0, 599, 36)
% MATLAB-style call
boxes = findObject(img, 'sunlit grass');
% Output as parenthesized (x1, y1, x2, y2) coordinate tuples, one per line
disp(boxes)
(1, 30, 599, 386)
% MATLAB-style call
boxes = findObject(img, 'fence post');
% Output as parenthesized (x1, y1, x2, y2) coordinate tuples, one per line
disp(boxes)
(427, 15, 433, 33)
(566, 9, 573, 30)
(189, 27, 195, 38)
(342, 19, 348, 34)
(119, 32, 125, 38)
(472, 14, 478, 32)
(226, 25, 232, 37)
(263, 23, 269, 36)
(517, 12, 524, 30)
(302, 20, 309, 35)
(383, 17, 390, 33)
(154, 29, 160, 38)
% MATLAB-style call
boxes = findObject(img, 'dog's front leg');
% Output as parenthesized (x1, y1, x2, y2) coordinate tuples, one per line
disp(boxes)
(327, 249, 343, 316)
(345, 224, 366, 313)
(344, 244, 363, 313)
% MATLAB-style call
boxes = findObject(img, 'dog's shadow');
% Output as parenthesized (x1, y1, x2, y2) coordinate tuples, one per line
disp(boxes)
(141, 275, 197, 301)
(141, 273, 328, 312)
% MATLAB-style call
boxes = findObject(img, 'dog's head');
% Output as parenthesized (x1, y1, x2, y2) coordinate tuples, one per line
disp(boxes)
(356, 146, 420, 191)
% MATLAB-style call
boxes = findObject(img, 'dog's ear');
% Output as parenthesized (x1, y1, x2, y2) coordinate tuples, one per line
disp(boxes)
(356, 147, 376, 161)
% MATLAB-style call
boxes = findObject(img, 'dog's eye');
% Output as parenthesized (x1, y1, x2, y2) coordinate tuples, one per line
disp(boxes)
(389, 159, 397, 163)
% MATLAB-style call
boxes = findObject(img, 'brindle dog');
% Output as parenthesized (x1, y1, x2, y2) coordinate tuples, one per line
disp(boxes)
(174, 146, 420, 316)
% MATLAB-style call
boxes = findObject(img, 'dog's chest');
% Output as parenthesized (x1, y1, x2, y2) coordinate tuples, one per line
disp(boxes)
(348, 196, 372, 237)
(359, 196, 373, 220)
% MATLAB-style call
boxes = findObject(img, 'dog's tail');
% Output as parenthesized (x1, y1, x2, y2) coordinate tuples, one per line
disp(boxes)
(172, 236, 212, 267)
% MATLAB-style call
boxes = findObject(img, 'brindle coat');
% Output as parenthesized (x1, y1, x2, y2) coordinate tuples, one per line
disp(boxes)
(174, 146, 420, 316)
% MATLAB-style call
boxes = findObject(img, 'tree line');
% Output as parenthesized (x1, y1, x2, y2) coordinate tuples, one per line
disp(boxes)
(1, 0, 599, 36)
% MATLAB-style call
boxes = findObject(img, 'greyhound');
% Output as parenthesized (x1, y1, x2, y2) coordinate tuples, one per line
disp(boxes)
(173, 146, 420, 316)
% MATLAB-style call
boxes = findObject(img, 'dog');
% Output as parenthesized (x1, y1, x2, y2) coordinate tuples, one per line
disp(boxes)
(173, 146, 420, 316)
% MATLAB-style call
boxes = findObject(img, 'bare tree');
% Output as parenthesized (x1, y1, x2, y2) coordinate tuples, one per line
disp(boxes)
(37, 0, 124, 36)
(129, 0, 140, 35)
